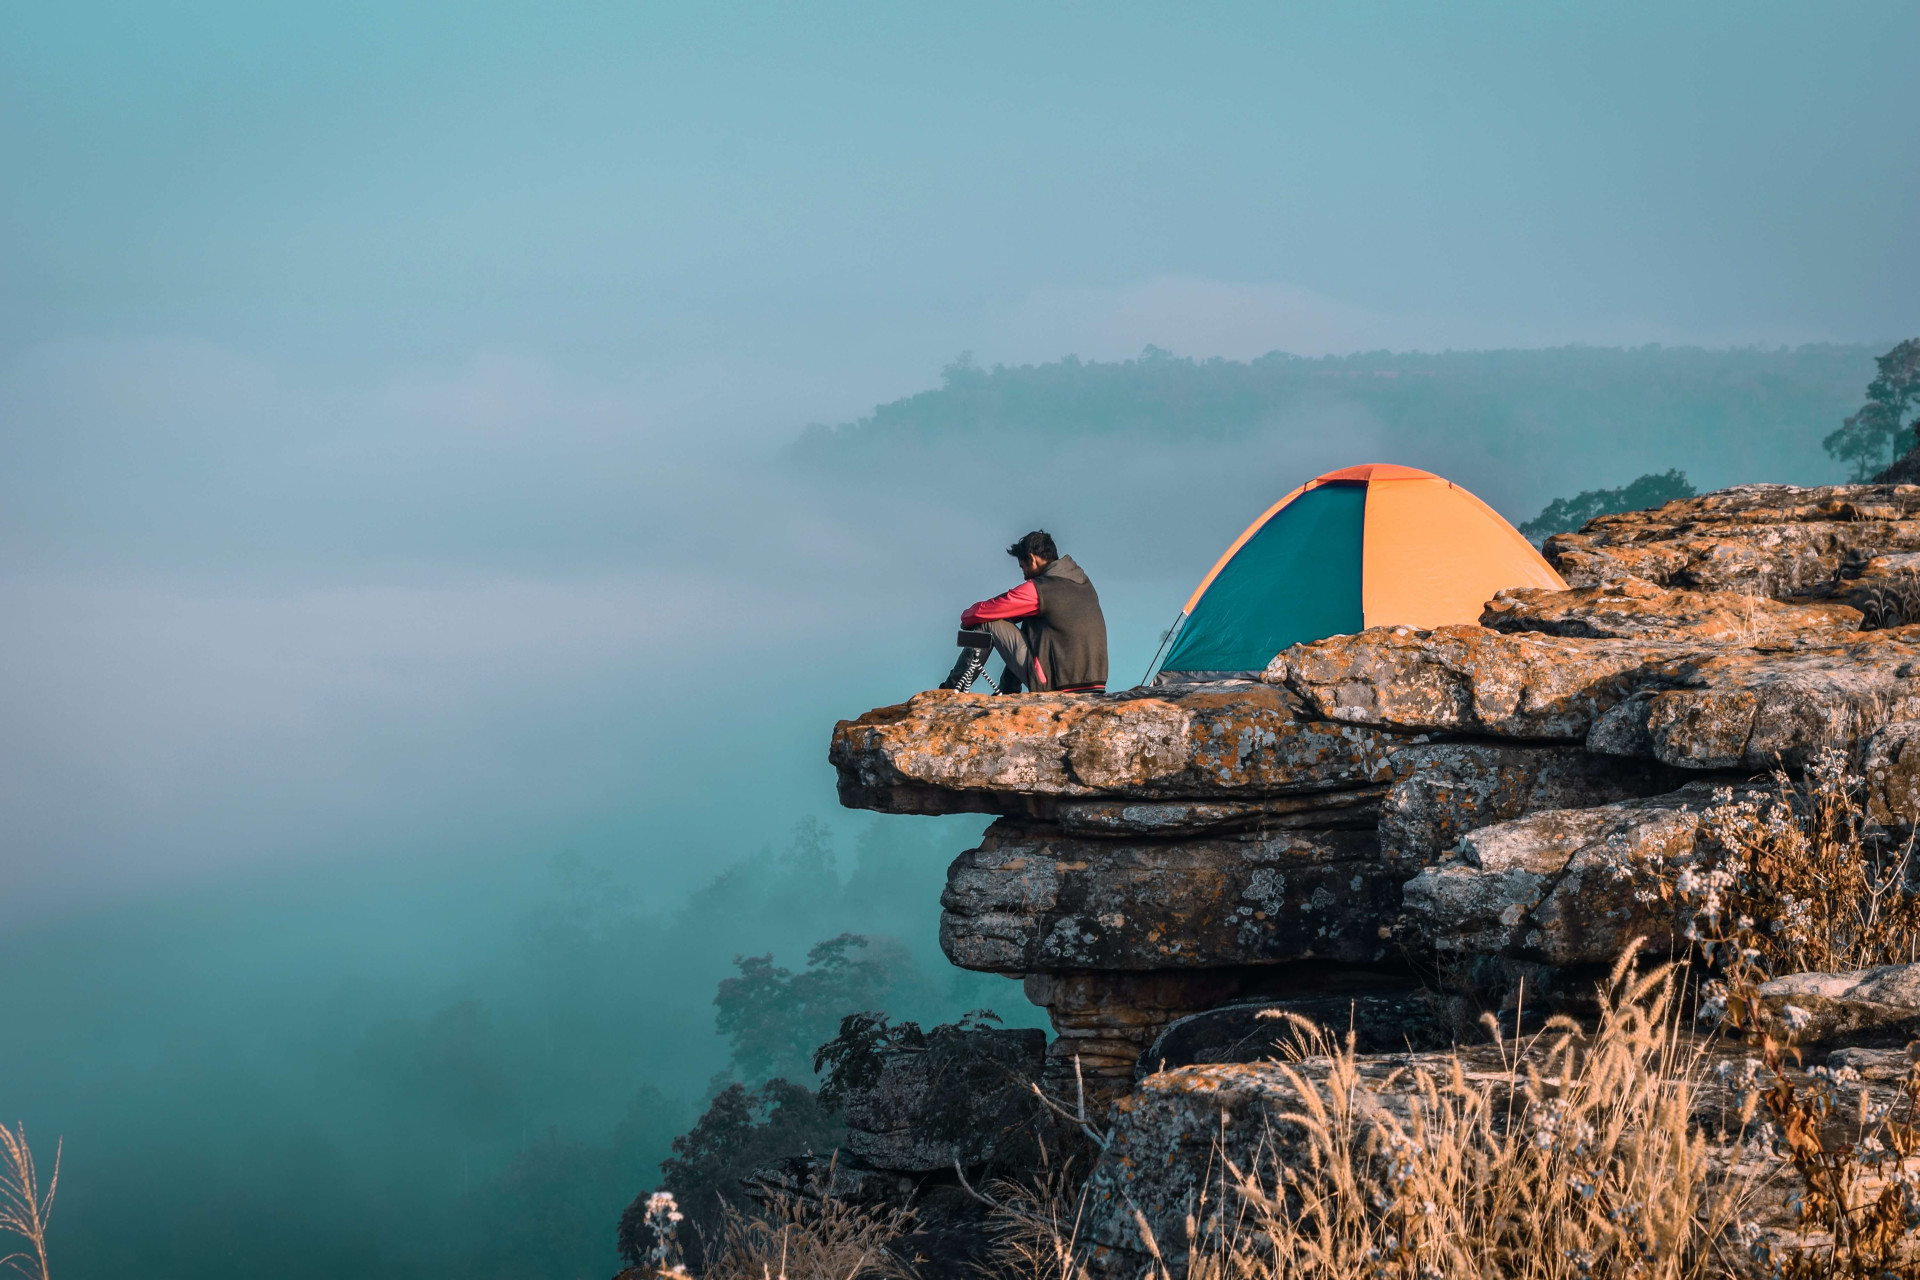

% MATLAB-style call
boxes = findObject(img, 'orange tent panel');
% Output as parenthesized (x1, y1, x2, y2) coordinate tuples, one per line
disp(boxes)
(1360, 473, 1566, 628)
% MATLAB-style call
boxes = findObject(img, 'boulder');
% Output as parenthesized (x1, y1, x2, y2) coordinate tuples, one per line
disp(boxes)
(1268, 625, 1699, 738)
(830, 686, 1415, 815)
(1043, 790, 1384, 837)
(1629, 633, 1920, 770)
(1542, 483, 1920, 596)
(1078, 1033, 1893, 1278)
(1268, 623, 1920, 773)
(1482, 577, 1861, 644)
(1079, 1050, 1504, 1275)
(840, 1027, 1047, 1172)
(1401, 784, 1751, 965)
(1378, 742, 1686, 862)
(1758, 965, 1920, 1045)
(1137, 993, 1453, 1075)
(940, 822, 1402, 973)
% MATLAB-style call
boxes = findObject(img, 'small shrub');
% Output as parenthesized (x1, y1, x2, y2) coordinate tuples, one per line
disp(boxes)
(702, 1167, 910, 1280)
(1679, 751, 1920, 979)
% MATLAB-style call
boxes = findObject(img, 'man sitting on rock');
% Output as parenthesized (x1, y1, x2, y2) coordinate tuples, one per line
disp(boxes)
(952, 530, 1108, 694)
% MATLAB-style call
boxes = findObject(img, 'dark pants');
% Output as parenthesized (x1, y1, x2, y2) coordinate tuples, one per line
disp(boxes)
(983, 619, 1040, 692)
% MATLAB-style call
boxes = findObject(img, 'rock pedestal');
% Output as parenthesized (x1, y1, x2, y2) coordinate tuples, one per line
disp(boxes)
(823, 482, 1920, 1274)
(828, 484, 1920, 1107)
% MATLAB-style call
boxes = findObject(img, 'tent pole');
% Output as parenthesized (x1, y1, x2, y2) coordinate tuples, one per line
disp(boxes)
(1140, 611, 1187, 688)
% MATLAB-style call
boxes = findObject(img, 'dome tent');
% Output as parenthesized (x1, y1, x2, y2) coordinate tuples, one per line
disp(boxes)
(1151, 463, 1565, 681)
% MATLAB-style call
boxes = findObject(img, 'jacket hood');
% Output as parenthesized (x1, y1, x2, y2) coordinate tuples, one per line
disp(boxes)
(1042, 555, 1089, 585)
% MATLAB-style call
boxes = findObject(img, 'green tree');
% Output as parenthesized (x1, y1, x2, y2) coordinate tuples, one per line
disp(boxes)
(712, 933, 917, 1084)
(1826, 338, 1920, 479)
(1517, 470, 1696, 542)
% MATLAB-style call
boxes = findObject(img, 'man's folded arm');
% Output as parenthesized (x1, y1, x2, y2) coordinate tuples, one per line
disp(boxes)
(960, 580, 1040, 628)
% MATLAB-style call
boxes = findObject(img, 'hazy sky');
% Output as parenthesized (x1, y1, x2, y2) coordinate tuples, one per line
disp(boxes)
(3, 2, 1918, 920)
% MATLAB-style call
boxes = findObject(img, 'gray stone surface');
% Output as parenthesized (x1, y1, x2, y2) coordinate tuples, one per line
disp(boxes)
(1378, 742, 1685, 863)
(1401, 784, 1754, 965)
(1483, 577, 1861, 644)
(1541, 483, 1920, 596)
(940, 822, 1402, 973)
(1862, 720, 1920, 829)
(1759, 965, 1920, 1045)
(841, 1028, 1047, 1172)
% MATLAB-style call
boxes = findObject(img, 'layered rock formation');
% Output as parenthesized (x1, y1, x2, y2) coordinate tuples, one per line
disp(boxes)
(849, 488, 1920, 1068)
(830, 486, 1920, 1105)
(819, 482, 1920, 1275)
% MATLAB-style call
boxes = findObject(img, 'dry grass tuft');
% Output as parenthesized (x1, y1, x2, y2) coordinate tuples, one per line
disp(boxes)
(0, 1123, 58, 1280)
(986, 1165, 1095, 1280)
(1164, 947, 1745, 1280)
(701, 1169, 912, 1280)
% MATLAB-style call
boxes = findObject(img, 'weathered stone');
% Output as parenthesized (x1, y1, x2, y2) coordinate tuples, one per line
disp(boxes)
(841, 1028, 1047, 1172)
(1043, 790, 1384, 837)
(830, 685, 1415, 815)
(940, 823, 1404, 974)
(1826, 1046, 1920, 1079)
(1543, 483, 1920, 597)
(1137, 993, 1453, 1076)
(1640, 633, 1920, 770)
(1021, 970, 1254, 1105)
(1401, 785, 1752, 965)
(1831, 552, 1920, 628)
(1863, 721, 1920, 829)
(1079, 1035, 1894, 1279)
(1378, 742, 1686, 862)
(1482, 577, 1861, 644)
(1759, 965, 1920, 1045)
(1268, 625, 1700, 738)
(1269, 622, 1920, 773)
(1080, 1048, 1520, 1274)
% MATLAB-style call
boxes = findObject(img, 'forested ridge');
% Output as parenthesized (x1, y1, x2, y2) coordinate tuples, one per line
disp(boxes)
(797, 344, 1874, 451)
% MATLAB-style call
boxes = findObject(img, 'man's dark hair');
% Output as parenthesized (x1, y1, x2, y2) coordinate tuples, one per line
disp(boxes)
(1007, 530, 1057, 562)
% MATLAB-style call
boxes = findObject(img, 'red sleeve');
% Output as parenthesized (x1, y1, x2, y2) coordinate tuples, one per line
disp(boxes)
(961, 580, 1040, 628)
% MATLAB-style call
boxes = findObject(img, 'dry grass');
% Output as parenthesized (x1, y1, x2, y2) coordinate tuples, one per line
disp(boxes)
(975, 955, 1771, 1280)
(0, 1123, 57, 1280)
(1671, 755, 1920, 1276)
(986, 1165, 1096, 1280)
(700, 1170, 912, 1280)
(1137, 949, 1749, 1280)
(1681, 751, 1920, 977)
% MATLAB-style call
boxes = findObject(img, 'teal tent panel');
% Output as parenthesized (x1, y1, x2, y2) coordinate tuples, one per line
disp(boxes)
(1161, 482, 1367, 672)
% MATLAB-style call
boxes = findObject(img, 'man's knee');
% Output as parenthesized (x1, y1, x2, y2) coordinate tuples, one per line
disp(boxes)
(982, 619, 1033, 691)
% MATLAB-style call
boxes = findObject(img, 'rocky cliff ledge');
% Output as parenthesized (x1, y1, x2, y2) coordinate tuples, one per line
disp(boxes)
(826, 483, 1920, 1271)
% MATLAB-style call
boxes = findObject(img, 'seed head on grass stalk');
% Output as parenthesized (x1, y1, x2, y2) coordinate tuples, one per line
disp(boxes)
(0, 1123, 58, 1280)
(1148, 947, 1751, 1280)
